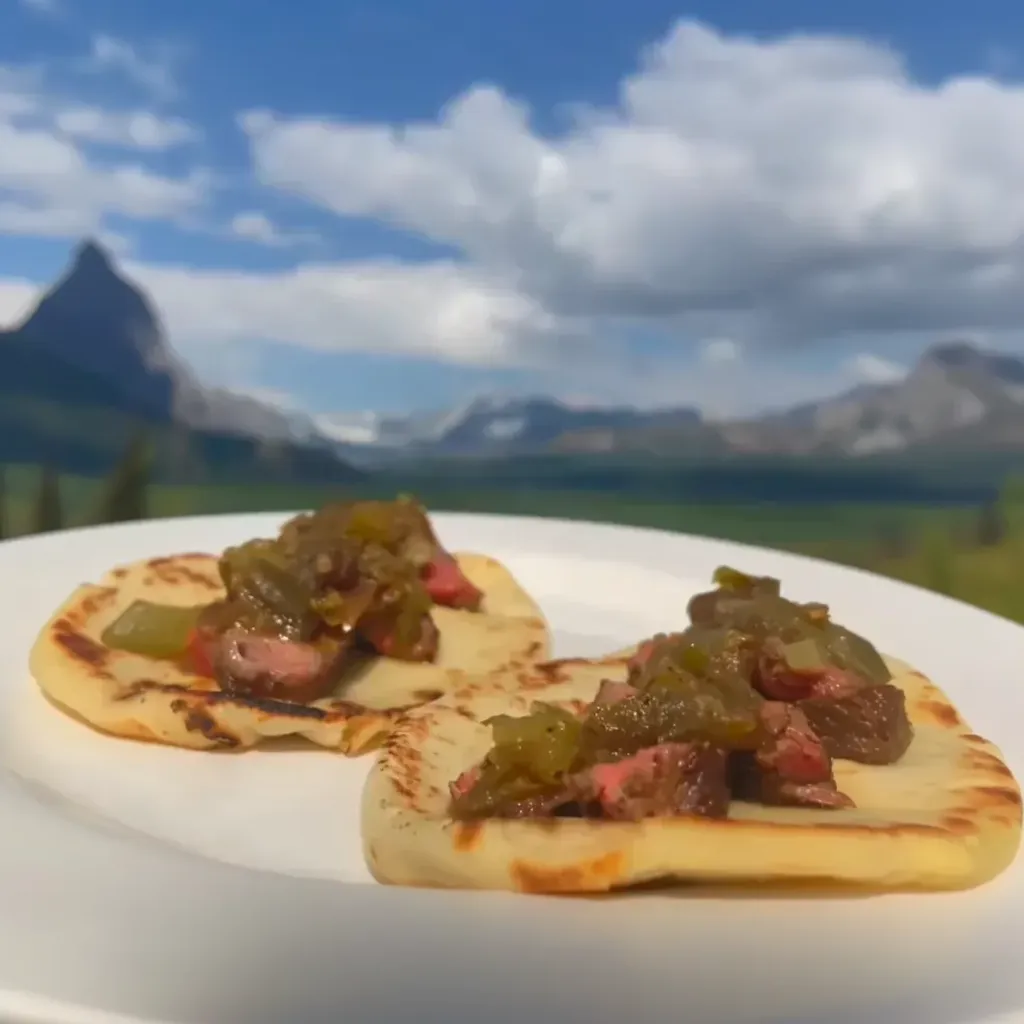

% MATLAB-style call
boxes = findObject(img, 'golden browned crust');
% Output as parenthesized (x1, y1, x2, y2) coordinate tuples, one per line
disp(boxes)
(361, 653, 1022, 893)
(31, 552, 551, 755)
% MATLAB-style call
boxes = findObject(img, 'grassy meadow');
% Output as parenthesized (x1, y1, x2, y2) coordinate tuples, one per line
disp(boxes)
(2, 459, 1020, 624)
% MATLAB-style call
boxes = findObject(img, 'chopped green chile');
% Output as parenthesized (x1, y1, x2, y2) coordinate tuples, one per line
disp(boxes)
(309, 579, 377, 632)
(215, 502, 437, 654)
(696, 566, 892, 685)
(386, 604, 431, 658)
(819, 623, 891, 685)
(583, 675, 761, 762)
(781, 637, 828, 671)
(453, 564, 892, 817)
(712, 565, 781, 597)
(219, 538, 287, 592)
(219, 544, 317, 640)
(634, 627, 757, 692)
(101, 601, 208, 659)
(450, 761, 560, 818)
(484, 703, 582, 784)
(451, 704, 583, 817)
(280, 496, 439, 569)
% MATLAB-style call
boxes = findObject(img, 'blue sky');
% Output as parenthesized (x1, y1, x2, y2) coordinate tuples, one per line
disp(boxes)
(3, 0, 1024, 429)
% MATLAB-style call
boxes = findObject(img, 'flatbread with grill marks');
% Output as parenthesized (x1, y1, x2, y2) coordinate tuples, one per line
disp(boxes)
(361, 650, 1022, 893)
(30, 551, 549, 755)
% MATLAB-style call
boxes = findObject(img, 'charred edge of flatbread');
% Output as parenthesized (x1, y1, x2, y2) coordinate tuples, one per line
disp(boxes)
(30, 550, 550, 753)
(362, 656, 1023, 894)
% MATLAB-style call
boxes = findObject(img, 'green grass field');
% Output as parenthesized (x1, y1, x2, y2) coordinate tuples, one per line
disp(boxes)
(2, 462, 1019, 625)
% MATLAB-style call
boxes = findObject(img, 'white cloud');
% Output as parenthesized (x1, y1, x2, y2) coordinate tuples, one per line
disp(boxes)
(701, 338, 741, 364)
(124, 258, 560, 367)
(845, 353, 907, 384)
(0, 63, 207, 241)
(55, 107, 198, 150)
(11, 19, 1024, 415)
(240, 20, 1024, 364)
(83, 35, 180, 102)
(228, 211, 317, 247)
(0, 276, 41, 328)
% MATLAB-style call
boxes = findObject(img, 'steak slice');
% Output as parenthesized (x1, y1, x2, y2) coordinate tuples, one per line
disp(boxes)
(214, 629, 350, 704)
(756, 702, 832, 783)
(730, 701, 855, 810)
(799, 683, 914, 765)
(485, 789, 588, 819)
(582, 741, 730, 820)
(730, 752, 854, 810)
(759, 774, 855, 809)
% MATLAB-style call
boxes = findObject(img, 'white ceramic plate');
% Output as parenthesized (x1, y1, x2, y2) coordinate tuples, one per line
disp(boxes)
(0, 512, 1022, 1024)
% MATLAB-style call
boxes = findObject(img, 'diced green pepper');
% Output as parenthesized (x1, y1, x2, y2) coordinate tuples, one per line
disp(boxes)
(101, 601, 208, 659)
(781, 637, 828, 671)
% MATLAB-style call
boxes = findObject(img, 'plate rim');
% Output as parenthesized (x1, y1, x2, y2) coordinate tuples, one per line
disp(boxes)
(1, 510, 1022, 1024)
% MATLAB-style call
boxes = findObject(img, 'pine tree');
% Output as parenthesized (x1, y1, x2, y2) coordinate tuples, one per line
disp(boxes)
(975, 499, 1006, 547)
(31, 465, 63, 535)
(93, 433, 152, 525)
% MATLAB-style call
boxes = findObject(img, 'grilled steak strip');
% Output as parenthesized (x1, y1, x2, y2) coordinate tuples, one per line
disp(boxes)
(798, 683, 913, 765)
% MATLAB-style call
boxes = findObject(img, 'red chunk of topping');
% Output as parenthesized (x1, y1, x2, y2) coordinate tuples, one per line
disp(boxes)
(186, 627, 216, 678)
(450, 765, 481, 800)
(422, 552, 483, 610)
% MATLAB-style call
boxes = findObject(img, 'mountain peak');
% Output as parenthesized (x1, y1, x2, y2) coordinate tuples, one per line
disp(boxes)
(918, 339, 1024, 385)
(71, 238, 115, 276)
(920, 339, 984, 369)
(9, 238, 175, 416)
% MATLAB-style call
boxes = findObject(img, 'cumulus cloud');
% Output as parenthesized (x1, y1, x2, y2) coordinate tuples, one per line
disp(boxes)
(0, 62, 207, 240)
(125, 258, 562, 367)
(54, 107, 198, 150)
(240, 20, 1024, 362)
(701, 338, 742, 364)
(83, 35, 181, 102)
(846, 353, 907, 384)
(0, 276, 41, 327)
(228, 211, 317, 247)
(11, 19, 1024, 413)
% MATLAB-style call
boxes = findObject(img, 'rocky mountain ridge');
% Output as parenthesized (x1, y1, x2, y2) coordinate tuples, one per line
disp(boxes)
(0, 240, 361, 481)
(1, 240, 326, 444)
(320, 340, 1024, 459)
(5, 240, 1024, 463)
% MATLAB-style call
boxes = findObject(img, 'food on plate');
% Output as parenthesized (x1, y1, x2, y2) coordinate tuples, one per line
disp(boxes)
(362, 566, 1022, 893)
(30, 497, 550, 754)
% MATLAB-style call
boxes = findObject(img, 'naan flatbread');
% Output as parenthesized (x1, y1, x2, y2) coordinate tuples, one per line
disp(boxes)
(30, 551, 549, 755)
(362, 651, 1022, 892)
